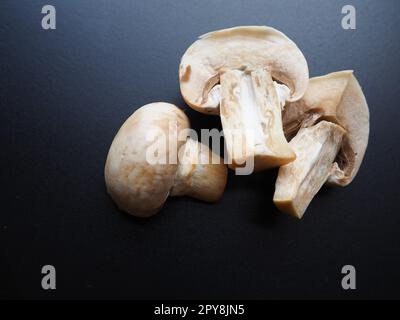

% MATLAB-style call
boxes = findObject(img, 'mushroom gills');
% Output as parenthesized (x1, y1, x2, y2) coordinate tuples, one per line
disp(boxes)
(274, 121, 346, 219)
(220, 68, 295, 171)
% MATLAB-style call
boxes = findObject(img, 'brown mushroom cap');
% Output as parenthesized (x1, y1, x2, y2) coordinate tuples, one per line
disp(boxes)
(283, 71, 370, 186)
(179, 26, 309, 115)
(104, 103, 189, 217)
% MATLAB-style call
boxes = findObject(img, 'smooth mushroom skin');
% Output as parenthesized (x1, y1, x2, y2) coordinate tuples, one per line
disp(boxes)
(179, 26, 309, 115)
(170, 138, 228, 202)
(274, 121, 346, 218)
(327, 73, 369, 186)
(104, 102, 227, 217)
(283, 71, 369, 186)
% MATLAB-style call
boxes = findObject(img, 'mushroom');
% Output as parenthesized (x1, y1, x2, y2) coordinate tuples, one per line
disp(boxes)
(274, 71, 370, 218)
(274, 121, 346, 218)
(179, 26, 309, 171)
(282, 71, 370, 186)
(104, 102, 227, 217)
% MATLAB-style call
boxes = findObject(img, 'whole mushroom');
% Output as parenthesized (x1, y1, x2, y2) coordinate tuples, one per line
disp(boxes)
(104, 102, 227, 217)
(179, 26, 309, 171)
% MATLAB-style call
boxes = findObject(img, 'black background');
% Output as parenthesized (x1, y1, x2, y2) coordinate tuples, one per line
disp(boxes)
(1, 0, 400, 300)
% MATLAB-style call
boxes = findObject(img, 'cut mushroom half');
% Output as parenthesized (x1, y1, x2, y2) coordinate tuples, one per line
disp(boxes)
(274, 121, 346, 219)
(283, 71, 370, 186)
(220, 68, 295, 170)
(104, 102, 227, 217)
(179, 26, 309, 171)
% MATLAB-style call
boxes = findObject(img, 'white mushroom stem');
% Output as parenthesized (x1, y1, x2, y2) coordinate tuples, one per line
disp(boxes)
(203, 81, 289, 114)
(219, 68, 295, 171)
(274, 121, 346, 219)
(170, 138, 227, 202)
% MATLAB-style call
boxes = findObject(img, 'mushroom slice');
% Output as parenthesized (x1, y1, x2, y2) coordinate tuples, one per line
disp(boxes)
(283, 71, 369, 186)
(274, 121, 346, 219)
(220, 68, 295, 171)
(179, 26, 308, 171)
(104, 102, 227, 217)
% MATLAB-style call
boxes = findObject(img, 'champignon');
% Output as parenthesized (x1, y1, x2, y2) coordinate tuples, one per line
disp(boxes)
(282, 71, 370, 186)
(179, 26, 309, 171)
(274, 121, 346, 218)
(275, 71, 370, 218)
(104, 102, 227, 217)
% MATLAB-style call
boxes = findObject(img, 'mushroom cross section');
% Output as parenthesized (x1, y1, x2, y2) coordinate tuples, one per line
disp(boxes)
(283, 71, 370, 186)
(104, 102, 227, 217)
(179, 26, 309, 171)
(274, 121, 346, 218)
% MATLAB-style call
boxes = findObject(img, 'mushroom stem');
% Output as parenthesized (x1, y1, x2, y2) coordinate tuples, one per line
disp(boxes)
(220, 68, 295, 171)
(170, 138, 227, 202)
(273, 121, 346, 219)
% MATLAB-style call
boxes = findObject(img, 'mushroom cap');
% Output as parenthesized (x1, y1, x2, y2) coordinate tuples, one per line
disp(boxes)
(283, 71, 370, 186)
(283, 71, 353, 133)
(179, 26, 309, 115)
(104, 102, 189, 217)
(326, 72, 370, 186)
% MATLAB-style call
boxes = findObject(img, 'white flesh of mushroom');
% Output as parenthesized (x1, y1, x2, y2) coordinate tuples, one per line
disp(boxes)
(274, 121, 346, 218)
(282, 71, 369, 187)
(220, 68, 295, 171)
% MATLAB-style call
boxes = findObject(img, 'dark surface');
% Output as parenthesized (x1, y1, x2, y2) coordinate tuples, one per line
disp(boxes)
(1, 0, 400, 299)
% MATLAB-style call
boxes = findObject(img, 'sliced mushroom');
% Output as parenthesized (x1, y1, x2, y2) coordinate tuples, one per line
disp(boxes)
(104, 102, 227, 217)
(274, 121, 346, 218)
(179, 26, 309, 171)
(283, 71, 369, 186)
(220, 68, 295, 170)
